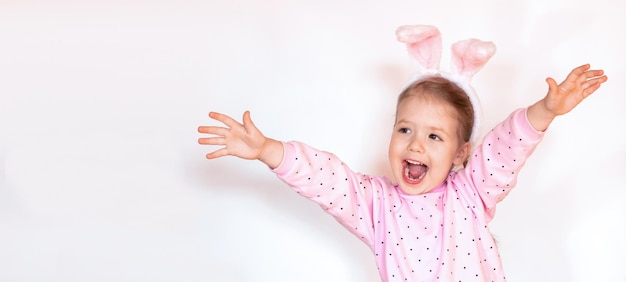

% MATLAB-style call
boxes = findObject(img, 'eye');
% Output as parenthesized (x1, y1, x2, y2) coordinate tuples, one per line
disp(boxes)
(429, 134, 442, 141)
(398, 127, 411, 134)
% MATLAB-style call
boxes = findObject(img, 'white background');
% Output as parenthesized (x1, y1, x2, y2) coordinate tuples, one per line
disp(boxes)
(1, 1, 625, 281)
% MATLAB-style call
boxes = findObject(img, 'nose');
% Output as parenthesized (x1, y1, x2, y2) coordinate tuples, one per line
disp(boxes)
(408, 137, 423, 153)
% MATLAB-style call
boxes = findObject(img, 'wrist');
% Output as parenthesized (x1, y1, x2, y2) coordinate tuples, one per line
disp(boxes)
(258, 138, 284, 169)
(527, 99, 556, 132)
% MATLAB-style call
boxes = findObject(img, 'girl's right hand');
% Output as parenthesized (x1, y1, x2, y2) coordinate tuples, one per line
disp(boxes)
(198, 111, 284, 168)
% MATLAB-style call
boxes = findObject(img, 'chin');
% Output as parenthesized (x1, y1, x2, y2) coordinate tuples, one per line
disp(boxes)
(397, 182, 433, 195)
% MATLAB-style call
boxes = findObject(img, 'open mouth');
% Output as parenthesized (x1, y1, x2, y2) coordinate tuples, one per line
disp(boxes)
(403, 160, 428, 184)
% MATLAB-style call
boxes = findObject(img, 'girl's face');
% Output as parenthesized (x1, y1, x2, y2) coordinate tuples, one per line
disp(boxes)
(388, 95, 470, 195)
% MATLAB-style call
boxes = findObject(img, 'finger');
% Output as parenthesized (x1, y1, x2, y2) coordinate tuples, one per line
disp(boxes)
(572, 69, 605, 89)
(581, 69, 605, 80)
(581, 75, 608, 89)
(208, 111, 243, 129)
(565, 64, 591, 82)
(581, 76, 608, 97)
(242, 111, 259, 134)
(546, 77, 559, 93)
(198, 137, 226, 145)
(198, 125, 229, 136)
(572, 64, 591, 75)
(581, 81, 602, 98)
(206, 148, 229, 159)
(584, 75, 608, 86)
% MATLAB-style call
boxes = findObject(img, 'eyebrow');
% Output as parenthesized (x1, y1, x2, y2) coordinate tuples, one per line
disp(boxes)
(395, 119, 449, 134)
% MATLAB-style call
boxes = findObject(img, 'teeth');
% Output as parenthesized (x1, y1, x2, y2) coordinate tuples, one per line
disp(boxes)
(406, 160, 423, 165)
(404, 159, 427, 181)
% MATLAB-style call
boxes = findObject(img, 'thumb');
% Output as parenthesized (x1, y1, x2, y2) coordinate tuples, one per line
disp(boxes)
(242, 111, 259, 133)
(546, 77, 558, 94)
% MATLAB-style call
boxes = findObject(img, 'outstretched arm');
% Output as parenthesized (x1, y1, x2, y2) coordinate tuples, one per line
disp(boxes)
(198, 111, 284, 169)
(527, 64, 608, 131)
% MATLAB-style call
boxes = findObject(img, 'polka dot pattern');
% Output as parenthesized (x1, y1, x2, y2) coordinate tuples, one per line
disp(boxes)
(273, 108, 544, 281)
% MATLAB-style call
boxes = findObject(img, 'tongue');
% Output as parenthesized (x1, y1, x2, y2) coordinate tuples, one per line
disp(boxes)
(408, 163, 427, 179)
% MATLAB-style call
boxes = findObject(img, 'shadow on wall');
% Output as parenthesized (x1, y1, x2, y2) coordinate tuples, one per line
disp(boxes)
(496, 141, 626, 281)
(184, 154, 381, 281)
(562, 149, 626, 281)
(185, 156, 327, 224)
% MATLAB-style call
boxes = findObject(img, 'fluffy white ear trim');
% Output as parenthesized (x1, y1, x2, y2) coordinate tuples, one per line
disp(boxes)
(396, 25, 442, 72)
(450, 38, 496, 79)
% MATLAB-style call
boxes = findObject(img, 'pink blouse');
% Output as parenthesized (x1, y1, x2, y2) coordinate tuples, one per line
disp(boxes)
(273, 108, 544, 281)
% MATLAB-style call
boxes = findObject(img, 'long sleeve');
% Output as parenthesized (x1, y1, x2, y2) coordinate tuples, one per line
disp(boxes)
(269, 108, 546, 281)
(272, 141, 384, 248)
(452, 108, 545, 222)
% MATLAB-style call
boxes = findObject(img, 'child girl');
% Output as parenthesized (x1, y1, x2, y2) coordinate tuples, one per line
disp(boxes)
(197, 26, 607, 281)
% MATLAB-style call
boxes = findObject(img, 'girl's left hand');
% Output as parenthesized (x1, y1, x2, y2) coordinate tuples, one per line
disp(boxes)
(543, 64, 608, 116)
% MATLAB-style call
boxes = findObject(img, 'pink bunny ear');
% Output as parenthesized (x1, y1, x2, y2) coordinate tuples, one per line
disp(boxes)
(396, 25, 442, 71)
(450, 38, 496, 79)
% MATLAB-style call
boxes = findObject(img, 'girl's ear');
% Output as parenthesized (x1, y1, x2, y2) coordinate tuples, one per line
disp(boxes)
(453, 142, 472, 167)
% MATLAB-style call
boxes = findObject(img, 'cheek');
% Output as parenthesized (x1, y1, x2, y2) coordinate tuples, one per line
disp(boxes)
(438, 147, 461, 166)
(388, 139, 401, 163)
(388, 137, 403, 155)
(387, 144, 396, 162)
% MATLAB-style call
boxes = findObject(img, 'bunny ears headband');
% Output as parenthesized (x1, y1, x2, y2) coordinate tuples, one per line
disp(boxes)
(396, 25, 496, 144)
